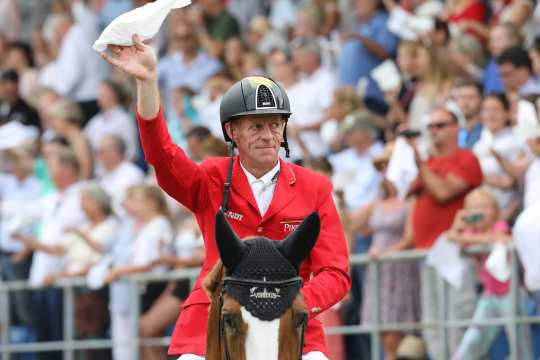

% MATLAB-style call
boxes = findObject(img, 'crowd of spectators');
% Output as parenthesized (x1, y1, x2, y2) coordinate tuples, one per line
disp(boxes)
(1, 0, 540, 359)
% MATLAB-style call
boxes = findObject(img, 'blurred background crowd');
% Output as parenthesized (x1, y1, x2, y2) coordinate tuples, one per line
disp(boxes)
(1, 0, 540, 359)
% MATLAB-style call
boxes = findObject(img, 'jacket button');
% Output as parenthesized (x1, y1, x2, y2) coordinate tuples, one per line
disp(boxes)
(311, 307, 321, 313)
(256, 226, 263, 233)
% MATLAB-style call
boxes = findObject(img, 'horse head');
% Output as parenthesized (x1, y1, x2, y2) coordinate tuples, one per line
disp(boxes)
(203, 210, 320, 360)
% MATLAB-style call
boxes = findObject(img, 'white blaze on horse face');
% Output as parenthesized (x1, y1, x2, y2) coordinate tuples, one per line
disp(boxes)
(240, 307, 280, 360)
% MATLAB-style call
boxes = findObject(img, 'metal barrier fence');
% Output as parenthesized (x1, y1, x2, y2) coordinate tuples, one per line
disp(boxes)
(0, 247, 539, 360)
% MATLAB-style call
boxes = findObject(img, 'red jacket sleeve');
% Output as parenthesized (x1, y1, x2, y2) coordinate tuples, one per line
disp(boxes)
(301, 181, 351, 319)
(136, 108, 210, 212)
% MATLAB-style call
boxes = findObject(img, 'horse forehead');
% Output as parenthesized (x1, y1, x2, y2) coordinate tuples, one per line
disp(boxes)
(240, 307, 280, 360)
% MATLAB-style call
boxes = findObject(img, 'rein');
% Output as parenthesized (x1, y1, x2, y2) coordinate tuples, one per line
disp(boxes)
(217, 276, 307, 360)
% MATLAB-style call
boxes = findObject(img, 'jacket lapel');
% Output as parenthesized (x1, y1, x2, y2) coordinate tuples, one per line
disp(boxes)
(262, 159, 296, 223)
(230, 156, 260, 215)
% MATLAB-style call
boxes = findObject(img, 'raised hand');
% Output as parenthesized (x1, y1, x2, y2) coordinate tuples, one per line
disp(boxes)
(101, 34, 157, 81)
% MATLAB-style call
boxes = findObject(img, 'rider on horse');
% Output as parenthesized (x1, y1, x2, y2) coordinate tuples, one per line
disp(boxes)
(102, 34, 351, 360)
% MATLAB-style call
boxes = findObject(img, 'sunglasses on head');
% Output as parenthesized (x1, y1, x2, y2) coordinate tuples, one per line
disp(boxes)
(427, 121, 454, 130)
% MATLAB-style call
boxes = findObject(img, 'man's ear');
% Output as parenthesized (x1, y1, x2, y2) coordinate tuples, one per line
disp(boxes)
(224, 122, 235, 142)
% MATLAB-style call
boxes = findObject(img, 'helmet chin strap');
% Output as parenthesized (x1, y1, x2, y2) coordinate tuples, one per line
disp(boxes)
(282, 121, 290, 158)
(221, 142, 236, 212)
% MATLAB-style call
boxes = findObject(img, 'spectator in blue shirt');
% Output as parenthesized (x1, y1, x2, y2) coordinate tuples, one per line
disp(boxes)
(454, 79, 484, 149)
(483, 23, 523, 94)
(338, 0, 399, 87)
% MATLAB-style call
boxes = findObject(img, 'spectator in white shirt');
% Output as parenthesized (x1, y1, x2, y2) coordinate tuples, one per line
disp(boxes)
(0, 144, 42, 328)
(84, 80, 138, 161)
(47, 97, 93, 178)
(287, 37, 336, 161)
(3, 149, 86, 358)
(104, 184, 173, 360)
(40, 10, 108, 125)
(328, 110, 384, 213)
(96, 135, 144, 216)
(473, 94, 524, 220)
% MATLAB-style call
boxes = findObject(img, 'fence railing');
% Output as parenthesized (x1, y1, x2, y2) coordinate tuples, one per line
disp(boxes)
(0, 247, 539, 360)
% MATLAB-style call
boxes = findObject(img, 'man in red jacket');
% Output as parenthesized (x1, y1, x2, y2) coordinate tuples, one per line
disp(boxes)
(102, 34, 350, 359)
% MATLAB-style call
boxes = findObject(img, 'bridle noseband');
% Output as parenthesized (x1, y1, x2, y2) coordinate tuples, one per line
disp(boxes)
(217, 276, 307, 360)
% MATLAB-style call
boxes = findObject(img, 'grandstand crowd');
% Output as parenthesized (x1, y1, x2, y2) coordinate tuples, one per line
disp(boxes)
(1, 0, 540, 359)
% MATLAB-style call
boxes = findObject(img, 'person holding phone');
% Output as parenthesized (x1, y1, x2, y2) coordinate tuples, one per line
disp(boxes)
(393, 108, 483, 358)
(448, 188, 533, 360)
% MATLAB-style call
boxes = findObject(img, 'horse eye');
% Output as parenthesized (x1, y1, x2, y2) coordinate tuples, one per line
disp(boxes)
(293, 312, 307, 328)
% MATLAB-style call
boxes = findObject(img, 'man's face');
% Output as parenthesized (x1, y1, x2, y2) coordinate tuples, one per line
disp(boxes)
(268, 51, 294, 82)
(227, 114, 285, 170)
(427, 110, 458, 146)
(455, 86, 482, 119)
(356, 0, 378, 19)
(489, 26, 515, 56)
(172, 25, 198, 54)
(97, 137, 121, 170)
(345, 129, 373, 151)
(498, 63, 528, 92)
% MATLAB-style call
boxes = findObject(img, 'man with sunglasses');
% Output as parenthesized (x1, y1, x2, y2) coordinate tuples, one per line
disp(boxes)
(394, 108, 483, 358)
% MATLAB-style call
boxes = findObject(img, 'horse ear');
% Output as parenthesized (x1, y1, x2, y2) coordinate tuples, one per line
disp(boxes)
(215, 209, 246, 270)
(279, 212, 320, 267)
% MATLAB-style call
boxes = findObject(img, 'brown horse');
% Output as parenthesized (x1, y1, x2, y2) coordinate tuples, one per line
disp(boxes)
(203, 210, 320, 360)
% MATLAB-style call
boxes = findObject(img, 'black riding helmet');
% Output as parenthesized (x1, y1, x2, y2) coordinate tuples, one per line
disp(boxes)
(219, 76, 292, 156)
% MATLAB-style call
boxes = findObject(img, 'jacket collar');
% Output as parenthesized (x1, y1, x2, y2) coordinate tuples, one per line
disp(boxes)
(231, 157, 296, 222)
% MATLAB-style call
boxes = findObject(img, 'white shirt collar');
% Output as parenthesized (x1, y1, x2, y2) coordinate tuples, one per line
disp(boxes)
(240, 160, 281, 187)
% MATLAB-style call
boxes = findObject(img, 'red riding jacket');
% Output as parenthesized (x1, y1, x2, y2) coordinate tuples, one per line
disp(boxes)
(136, 109, 351, 356)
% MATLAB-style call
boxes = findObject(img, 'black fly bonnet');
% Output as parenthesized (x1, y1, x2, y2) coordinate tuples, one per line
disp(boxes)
(214, 209, 320, 359)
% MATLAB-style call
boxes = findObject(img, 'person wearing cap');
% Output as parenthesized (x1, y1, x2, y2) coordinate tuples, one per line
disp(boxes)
(101, 34, 350, 360)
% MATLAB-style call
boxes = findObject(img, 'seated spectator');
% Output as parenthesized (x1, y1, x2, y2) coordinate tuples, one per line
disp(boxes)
(338, 0, 398, 87)
(185, 125, 212, 162)
(449, 188, 533, 360)
(288, 36, 336, 160)
(242, 50, 265, 77)
(47, 182, 117, 280)
(3, 41, 39, 102)
(223, 37, 246, 81)
(39, 10, 107, 126)
(96, 135, 144, 216)
(351, 142, 420, 360)
(157, 20, 222, 119)
(329, 110, 384, 213)
(473, 94, 523, 220)
(246, 16, 288, 57)
(84, 80, 138, 161)
(497, 45, 540, 96)
(447, 34, 486, 81)
(199, 135, 229, 159)
(483, 23, 523, 94)
(492, 97, 540, 209)
(47, 97, 93, 178)
(408, 42, 453, 134)
(188, 0, 241, 58)
(454, 79, 484, 149)
(0, 70, 40, 129)
(104, 184, 173, 360)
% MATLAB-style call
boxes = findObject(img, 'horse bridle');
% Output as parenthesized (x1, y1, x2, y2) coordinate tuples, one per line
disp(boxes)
(217, 276, 307, 360)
